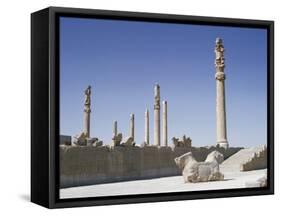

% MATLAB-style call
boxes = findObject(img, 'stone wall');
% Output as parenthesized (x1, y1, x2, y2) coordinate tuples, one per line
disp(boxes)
(60, 145, 242, 188)
(240, 146, 267, 171)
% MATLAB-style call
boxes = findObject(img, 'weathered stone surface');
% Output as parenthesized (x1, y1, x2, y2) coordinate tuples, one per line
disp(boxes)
(73, 132, 87, 145)
(60, 146, 241, 188)
(83, 85, 91, 138)
(122, 136, 135, 146)
(172, 135, 192, 148)
(112, 133, 122, 146)
(154, 84, 160, 146)
(174, 152, 224, 183)
(215, 38, 229, 149)
(162, 101, 168, 146)
(130, 114, 135, 141)
(240, 145, 267, 171)
(86, 137, 98, 146)
(205, 150, 224, 164)
(144, 109, 149, 145)
(92, 140, 103, 147)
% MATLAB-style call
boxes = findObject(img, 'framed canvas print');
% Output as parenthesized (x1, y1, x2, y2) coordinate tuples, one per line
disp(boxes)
(31, 6, 274, 208)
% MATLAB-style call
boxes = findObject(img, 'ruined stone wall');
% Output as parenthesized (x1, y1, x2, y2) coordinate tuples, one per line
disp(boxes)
(60, 145, 242, 188)
(240, 146, 267, 171)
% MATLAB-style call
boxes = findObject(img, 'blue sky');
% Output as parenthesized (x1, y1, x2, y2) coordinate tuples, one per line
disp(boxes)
(60, 17, 267, 147)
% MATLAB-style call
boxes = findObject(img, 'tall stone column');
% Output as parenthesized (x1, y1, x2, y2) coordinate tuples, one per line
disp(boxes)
(162, 101, 168, 146)
(215, 38, 229, 148)
(154, 84, 161, 146)
(130, 113, 135, 141)
(83, 85, 91, 138)
(145, 109, 149, 145)
(113, 120, 118, 137)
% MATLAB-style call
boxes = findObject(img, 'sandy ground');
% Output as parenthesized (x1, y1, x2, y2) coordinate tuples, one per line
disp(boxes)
(60, 169, 266, 199)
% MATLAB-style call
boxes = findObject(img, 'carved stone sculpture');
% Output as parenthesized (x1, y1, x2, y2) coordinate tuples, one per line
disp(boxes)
(205, 150, 224, 164)
(86, 137, 98, 146)
(122, 136, 135, 146)
(215, 38, 229, 149)
(112, 133, 123, 146)
(73, 132, 87, 146)
(92, 140, 103, 147)
(83, 85, 92, 138)
(172, 135, 192, 147)
(174, 152, 224, 183)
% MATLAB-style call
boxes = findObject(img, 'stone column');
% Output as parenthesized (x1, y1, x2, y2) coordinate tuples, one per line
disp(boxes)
(145, 109, 149, 145)
(154, 83, 161, 146)
(130, 113, 135, 141)
(113, 120, 117, 137)
(215, 38, 229, 148)
(83, 85, 91, 138)
(162, 101, 168, 146)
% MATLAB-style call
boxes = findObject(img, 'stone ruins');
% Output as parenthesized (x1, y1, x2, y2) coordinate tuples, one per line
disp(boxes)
(70, 81, 180, 148)
(240, 145, 267, 171)
(174, 151, 224, 183)
(215, 38, 229, 149)
(73, 85, 102, 146)
(172, 135, 192, 148)
(59, 38, 266, 188)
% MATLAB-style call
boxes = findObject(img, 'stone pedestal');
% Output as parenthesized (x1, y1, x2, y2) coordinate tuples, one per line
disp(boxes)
(215, 38, 229, 148)
(154, 84, 160, 146)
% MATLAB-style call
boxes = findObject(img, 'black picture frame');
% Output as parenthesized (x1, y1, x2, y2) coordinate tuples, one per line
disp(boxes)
(31, 6, 274, 208)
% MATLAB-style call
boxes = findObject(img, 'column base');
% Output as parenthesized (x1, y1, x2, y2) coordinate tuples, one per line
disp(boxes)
(217, 141, 229, 149)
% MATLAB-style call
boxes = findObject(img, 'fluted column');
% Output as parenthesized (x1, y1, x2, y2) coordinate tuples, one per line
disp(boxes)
(130, 113, 135, 141)
(162, 101, 168, 146)
(154, 84, 161, 146)
(215, 38, 229, 148)
(145, 109, 149, 145)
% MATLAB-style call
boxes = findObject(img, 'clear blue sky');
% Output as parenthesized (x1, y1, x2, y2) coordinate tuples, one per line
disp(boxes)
(60, 17, 267, 147)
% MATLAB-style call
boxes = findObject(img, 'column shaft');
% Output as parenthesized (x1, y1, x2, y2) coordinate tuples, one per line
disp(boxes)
(215, 38, 229, 148)
(130, 114, 135, 141)
(154, 84, 160, 146)
(145, 109, 149, 145)
(113, 120, 117, 137)
(162, 101, 168, 146)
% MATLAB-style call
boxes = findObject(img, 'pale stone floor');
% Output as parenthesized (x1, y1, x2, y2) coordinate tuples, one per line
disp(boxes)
(60, 169, 266, 199)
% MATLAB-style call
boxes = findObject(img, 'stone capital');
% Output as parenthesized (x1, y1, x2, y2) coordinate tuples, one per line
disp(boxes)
(215, 72, 226, 81)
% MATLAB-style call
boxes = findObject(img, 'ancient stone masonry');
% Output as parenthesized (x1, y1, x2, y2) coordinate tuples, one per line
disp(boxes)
(240, 145, 267, 171)
(112, 133, 122, 146)
(113, 120, 118, 137)
(60, 145, 241, 188)
(130, 113, 135, 141)
(154, 84, 161, 146)
(172, 135, 192, 148)
(162, 101, 168, 146)
(84, 85, 91, 138)
(215, 38, 229, 149)
(144, 109, 149, 145)
(174, 151, 224, 183)
(73, 85, 103, 146)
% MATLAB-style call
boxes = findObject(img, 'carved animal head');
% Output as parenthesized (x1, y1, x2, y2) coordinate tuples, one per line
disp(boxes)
(174, 152, 194, 170)
(205, 150, 224, 164)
